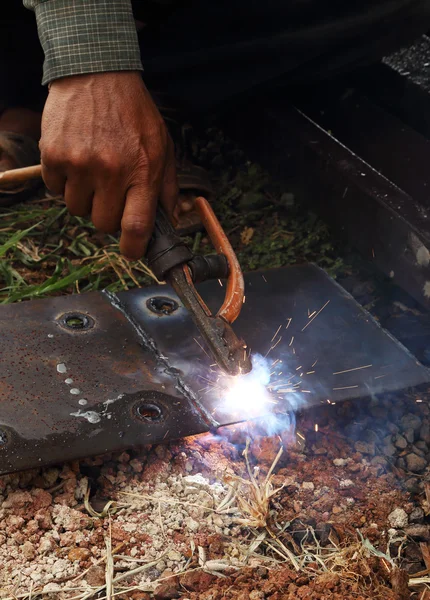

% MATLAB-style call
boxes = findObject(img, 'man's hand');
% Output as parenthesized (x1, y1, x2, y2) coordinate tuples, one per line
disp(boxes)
(40, 72, 178, 259)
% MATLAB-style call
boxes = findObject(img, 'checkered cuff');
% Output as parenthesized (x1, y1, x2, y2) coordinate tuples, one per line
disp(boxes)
(24, 0, 143, 85)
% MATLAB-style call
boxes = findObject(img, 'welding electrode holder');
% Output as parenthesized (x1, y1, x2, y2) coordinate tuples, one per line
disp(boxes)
(146, 198, 252, 375)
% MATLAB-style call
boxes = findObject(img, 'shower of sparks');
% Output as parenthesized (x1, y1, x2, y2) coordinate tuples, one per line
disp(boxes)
(333, 364, 372, 375)
(301, 300, 330, 332)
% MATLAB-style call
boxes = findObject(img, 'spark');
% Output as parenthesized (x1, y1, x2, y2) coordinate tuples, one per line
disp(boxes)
(265, 336, 282, 357)
(193, 337, 211, 358)
(312, 359, 318, 367)
(308, 310, 316, 319)
(243, 296, 246, 304)
(301, 390, 311, 394)
(262, 275, 268, 283)
(333, 364, 372, 375)
(271, 324, 283, 342)
(289, 336, 294, 347)
(218, 279, 223, 287)
(333, 385, 359, 390)
(314, 424, 319, 432)
(297, 432, 306, 441)
(286, 318, 292, 330)
(416, 399, 423, 403)
(306, 371, 315, 375)
(301, 300, 330, 332)
(296, 365, 302, 371)
(374, 375, 387, 380)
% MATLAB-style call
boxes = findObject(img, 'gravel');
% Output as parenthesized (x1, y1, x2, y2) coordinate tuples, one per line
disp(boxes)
(405, 452, 428, 472)
(388, 508, 409, 529)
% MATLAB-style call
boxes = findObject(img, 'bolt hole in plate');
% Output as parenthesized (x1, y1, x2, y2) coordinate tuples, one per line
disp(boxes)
(134, 402, 164, 423)
(58, 312, 95, 331)
(146, 296, 179, 316)
(0, 428, 9, 447)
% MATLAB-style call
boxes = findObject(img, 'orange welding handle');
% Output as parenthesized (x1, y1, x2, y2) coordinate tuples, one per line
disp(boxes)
(194, 196, 244, 324)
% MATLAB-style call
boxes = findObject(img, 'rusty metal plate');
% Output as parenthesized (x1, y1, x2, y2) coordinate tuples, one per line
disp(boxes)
(0, 264, 428, 475)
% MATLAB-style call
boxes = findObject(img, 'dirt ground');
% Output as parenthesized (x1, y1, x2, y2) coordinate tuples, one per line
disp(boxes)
(1, 389, 430, 599)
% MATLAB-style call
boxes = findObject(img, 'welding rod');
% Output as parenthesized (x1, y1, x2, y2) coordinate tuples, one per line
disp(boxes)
(0, 164, 42, 184)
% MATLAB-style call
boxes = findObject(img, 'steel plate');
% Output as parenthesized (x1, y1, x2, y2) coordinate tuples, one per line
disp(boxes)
(0, 264, 428, 474)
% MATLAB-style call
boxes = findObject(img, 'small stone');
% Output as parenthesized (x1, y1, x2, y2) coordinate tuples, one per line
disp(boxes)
(339, 479, 354, 489)
(416, 441, 428, 452)
(409, 507, 425, 523)
(68, 547, 91, 562)
(156, 560, 167, 572)
(387, 423, 400, 434)
(354, 441, 375, 455)
(394, 435, 408, 450)
(185, 517, 200, 532)
(404, 477, 420, 493)
(406, 453, 427, 473)
(397, 457, 406, 470)
(412, 444, 426, 457)
(42, 583, 62, 593)
(405, 428, 415, 444)
(167, 549, 182, 561)
(332, 506, 342, 514)
(383, 444, 396, 457)
(420, 420, 430, 443)
(154, 579, 180, 600)
(249, 592, 265, 600)
(21, 541, 36, 560)
(388, 508, 408, 529)
(302, 482, 314, 491)
(85, 566, 106, 586)
(183, 474, 211, 489)
(129, 459, 143, 473)
(333, 458, 348, 467)
(404, 524, 430, 540)
(181, 571, 216, 592)
(400, 413, 422, 432)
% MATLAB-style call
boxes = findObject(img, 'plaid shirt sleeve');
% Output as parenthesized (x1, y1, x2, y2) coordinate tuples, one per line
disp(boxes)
(23, 0, 143, 85)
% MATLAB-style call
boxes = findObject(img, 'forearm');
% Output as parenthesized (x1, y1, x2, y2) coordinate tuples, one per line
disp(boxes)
(23, 0, 143, 84)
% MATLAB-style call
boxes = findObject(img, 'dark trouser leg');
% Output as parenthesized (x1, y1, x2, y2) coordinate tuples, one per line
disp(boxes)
(135, 0, 430, 112)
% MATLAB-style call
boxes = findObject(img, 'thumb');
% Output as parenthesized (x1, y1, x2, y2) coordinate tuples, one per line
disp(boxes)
(120, 182, 157, 260)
